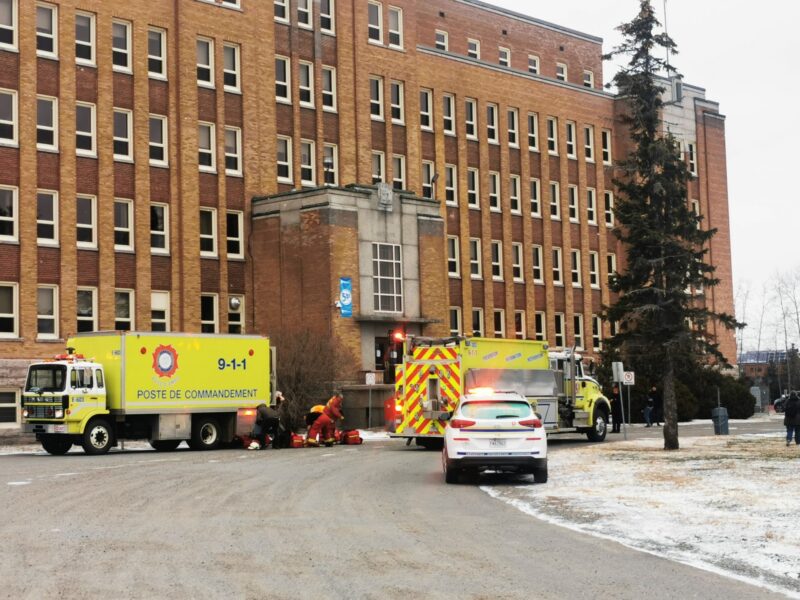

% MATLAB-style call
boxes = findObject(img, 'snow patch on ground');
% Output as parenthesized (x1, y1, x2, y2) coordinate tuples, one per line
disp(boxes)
(483, 433, 800, 598)
(358, 430, 391, 441)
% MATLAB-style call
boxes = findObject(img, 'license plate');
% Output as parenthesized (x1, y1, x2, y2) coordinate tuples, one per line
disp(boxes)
(489, 438, 506, 447)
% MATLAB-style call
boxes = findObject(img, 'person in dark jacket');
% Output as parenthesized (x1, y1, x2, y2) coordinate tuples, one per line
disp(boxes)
(650, 385, 663, 426)
(610, 385, 623, 433)
(249, 401, 281, 450)
(784, 391, 800, 447)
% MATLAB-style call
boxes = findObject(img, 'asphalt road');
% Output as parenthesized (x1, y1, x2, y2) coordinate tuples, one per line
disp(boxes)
(0, 420, 786, 600)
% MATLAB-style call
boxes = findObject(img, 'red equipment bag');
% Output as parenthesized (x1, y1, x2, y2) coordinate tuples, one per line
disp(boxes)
(290, 433, 305, 448)
(339, 430, 363, 445)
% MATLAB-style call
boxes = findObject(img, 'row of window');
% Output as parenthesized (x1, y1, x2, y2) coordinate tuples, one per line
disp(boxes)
(446, 237, 617, 288)
(274, 57, 337, 111)
(274, 0, 336, 34)
(0, 283, 243, 339)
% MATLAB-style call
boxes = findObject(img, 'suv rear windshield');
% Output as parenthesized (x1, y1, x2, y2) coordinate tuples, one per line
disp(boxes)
(461, 401, 531, 420)
(25, 365, 67, 393)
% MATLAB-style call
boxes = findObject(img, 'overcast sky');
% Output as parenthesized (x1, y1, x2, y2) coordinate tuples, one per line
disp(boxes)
(487, 0, 798, 350)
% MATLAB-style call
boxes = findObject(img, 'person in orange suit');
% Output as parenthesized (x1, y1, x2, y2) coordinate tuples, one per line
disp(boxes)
(306, 392, 344, 447)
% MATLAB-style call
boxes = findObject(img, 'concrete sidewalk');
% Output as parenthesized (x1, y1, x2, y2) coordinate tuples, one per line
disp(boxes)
(0, 427, 34, 445)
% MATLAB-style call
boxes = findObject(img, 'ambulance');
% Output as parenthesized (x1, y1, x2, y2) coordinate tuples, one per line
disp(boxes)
(21, 332, 273, 455)
(390, 336, 611, 446)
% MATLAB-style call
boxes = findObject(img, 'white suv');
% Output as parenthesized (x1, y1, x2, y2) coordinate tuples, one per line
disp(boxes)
(442, 390, 548, 484)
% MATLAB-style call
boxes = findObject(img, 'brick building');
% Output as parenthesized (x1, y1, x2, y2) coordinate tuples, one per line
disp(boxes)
(0, 0, 735, 425)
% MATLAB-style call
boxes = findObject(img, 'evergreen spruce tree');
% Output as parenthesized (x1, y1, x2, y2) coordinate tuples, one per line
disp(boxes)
(604, 0, 740, 450)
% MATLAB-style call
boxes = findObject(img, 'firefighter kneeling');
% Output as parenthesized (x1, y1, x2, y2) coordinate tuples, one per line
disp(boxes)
(306, 392, 344, 447)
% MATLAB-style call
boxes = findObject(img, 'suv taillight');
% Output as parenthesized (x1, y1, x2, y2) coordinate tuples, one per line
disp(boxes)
(518, 418, 542, 428)
(449, 418, 476, 429)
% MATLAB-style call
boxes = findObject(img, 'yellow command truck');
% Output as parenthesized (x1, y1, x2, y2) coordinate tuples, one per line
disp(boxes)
(391, 336, 611, 446)
(22, 332, 272, 455)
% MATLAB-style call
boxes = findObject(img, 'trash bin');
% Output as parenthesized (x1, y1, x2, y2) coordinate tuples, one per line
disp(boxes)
(711, 406, 729, 435)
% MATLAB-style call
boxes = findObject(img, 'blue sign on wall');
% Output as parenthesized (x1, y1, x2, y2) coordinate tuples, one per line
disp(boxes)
(339, 277, 353, 318)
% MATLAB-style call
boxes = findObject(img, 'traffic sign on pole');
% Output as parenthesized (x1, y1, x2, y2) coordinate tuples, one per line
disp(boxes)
(623, 371, 635, 386)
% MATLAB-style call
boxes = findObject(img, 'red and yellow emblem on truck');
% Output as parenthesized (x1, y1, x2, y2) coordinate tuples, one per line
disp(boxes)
(152, 344, 179, 378)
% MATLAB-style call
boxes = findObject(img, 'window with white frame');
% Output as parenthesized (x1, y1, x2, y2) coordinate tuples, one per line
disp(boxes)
(196, 38, 214, 87)
(567, 185, 578, 222)
(299, 61, 314, 107)
(369, 76, 383, 120)
(223, 43, 241, 92)
(199, 208, 218, 257)
(486, 103, 498, 143)
(498, 46, 510, 67)
(573, 314, 584, 349)
(507, 108, 519, 147)
(37, 190, 57, 245)
(371, 151, 384, 183)
(419, 89, 432, 130)
(274, 0, 289, 23)
(225, 127, 242, 175)
(149, 115, 168, 166)
(75, 102, 95, 156)
(467, 38, 480, 59)
(151, 291, 170, 332)
(528, 54, 539, 74)
(511, 242, 523, 282)
(532, 245, 543, 283)
(275, 56, 291, 102)
(554, 313, 565, 347)
(469, 238, 481, 279)
(372, 243, 403, 313)
(583, 70, 594, 88)
(509, 175, 521, 214)
(447, 236, 460, 277)
(226, 211, 244, 259)
(565, 121, 576, 158)
(198, 122, 216, 171)
(323, 143, 338, 185)
(0, 0, 16, 50)
(604, 191, 614, 226)
(392, 154, 405, 190)
(556, 62, 567, 81)
(113, 108, 133, 161)
(297, 0, 312, 28)
(589, 251, 600, 288)
(587, 188, 597, 224)
(570, 249, 581, 287)
(367, 1, 382, 43)
(148, 28, 167, 78)
(449, 307, 461, 336)
(115, 289, 134, 331)
(37, 285, 57, 339)
(114, 199, 133, 251)
(390, 80, 404, 124)
(488, 171, 500, 211)
(277, 136, 293, 182)
(36, 3, 57, 58)
(607, 253, 617, 283)
(584, 125, 595, 161)
(388, 6, 403, 48)
(200, 294, 218, 333)
(36, 96, 57, 150)
(530, 178, 541, 217)
(493, 309, 505, 338)
(514, 311, 526, 339)
(322, 66, 337, 111)
(465, 98, 477, 139)
(546, 116, 557, 154)
(421, 161, 434, 199)
(592, 315, 602, 351)
(112, 20, 131, 72)
(549, 181, 560, 219)
(687, 142, 698, 175)
(0, 185, 16, 242)
(76, 287, 96, 333)
(228, 294, 244, 334)
(435, 30, 448, 51)
(220, 0, 240, 7)
(691, 199, 701, 229)
(442, 94, 455, 135)
(75, 12, 95, 65)
(601, 129, 612, 164)
(150, 203, 169, 254)
(467, 168, 479, 208)
(534, 311, 546, 341)
(321, 0, 335, 34)
(471, 308, 484, 337)
(76, 195, 96, 249)
(490, 240, 503, 280)
(552, 247, 563, 285)
(610, 320, 618, 337)
(445, 164, 457, 205)
(300, 139, 315, 185)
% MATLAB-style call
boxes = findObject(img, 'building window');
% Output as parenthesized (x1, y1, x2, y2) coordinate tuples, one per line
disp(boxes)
(36, 3, 57, 58)
(321, 0, 335, 34)
(435, 30, 448, 51)
(228, 295, 244, 334)
(528, 54, 539, 74)
(583, 70, 594, 88)
(469, 238, 481, 279)
(115, 290, 134, 331)
(568, 185, 579, 222)
(607, 253, 617, 283)
(297, 0, 312, 28)
(198, 122, 216, 171)
(300, 139, 316, 185)
(196, 38, 214, 87)
(511, 242, 523, 282)
(421, 161, 434, 199)
(493, 309, 505, 338)
(369, 76, 384, 120)
(601, 129, 612, 164)
(691, 199, 701, 229)
(467, 38, 480, 59)
(467, 168, 479, 209)
(76, 195, 96, 249)
(554, 313, 565, 347)
(498, 46, 510, 67)
(150, 203, 169, 254)
(0, 0, 17, 50)
(368, 1, 382, 43)
(546, 116, 558, 154)
(372, 243, 403, 313)
(37, 285, 58, 339)
(275, 56, 291, 103)
(531, 244, 543, 283)
(464, 98, 477, 139)
(584, 125, 595, 161)
(471, 308, 484, 337)
(113, 109, 133, 161)
(75, 12, 95, 66)
(573, 314, 584, 349)
(565, 121, 576, 158)
(76, 287, 97, 333)
(114, 199, 134, 251)
(199, 208, 218, 257)
(488, 171, 500, 212)
(442, 94, 455, 135)
(549, 181, 560, 220)
(589, 251, 600, 288)
(148, 28, 167, 78)
(149, 115, 168, 166)
(298, 61, 314, 107)
(509, 175, 521, 214)
(323, 144, 338, 185)
(592, 315, 603, 351)
(571, 249, 582, 287)
(530, 178, 541, 217)
(201, 294, 218, 333)
(388, 6, 403, 48)
(507, 108, 519, 147)
(604, 191, 615, 227)
(534, 312, 546, 341)
(392, 155, 406, 190)
(0, 185, 16, 242)
(490, 240, 503, 280)
(449, 307, 461, 336)
(447, 236, 460, 277)
(151, 291, 170, 332)
(552, 247, 563, 285)
(390, 81, 404, 124)
(322, 66, 337, 111)
(486, 103, 498, 143)
(512, 311, 525, 339)
(687, 142, 698, 175)
(225, 127, 242, 176)
(419, 89, 433, 130)
(36, 190, 58, 245)
(371, 151, 385, 183)
(277, 136, 293, 183)
(36, 96, 57, 150)
(112, 20, 131, 72)
(445, 164, 457, 205)
(587, 188, 597, 224)
(75, 102, 95, 156)
(274, 0, 289, 23)
(226, 211, 244, 259)
(223, 43, 241, 92)
(556, 62, 567, 82)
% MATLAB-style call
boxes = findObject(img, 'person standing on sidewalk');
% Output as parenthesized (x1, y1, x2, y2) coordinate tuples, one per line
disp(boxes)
(650, 385, 663, 426)
(784, 391, 800, 446)
(611, 384, 623, 433)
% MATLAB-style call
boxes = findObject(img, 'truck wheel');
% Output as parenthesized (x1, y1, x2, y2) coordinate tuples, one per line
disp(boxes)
(533, 465, 548, 484)
(150, 440, 181, 452)
(189, 418, 221, 450)
(417, 437, 444, 451)
(82, 418, 114, 455)
(586, 407, 608, 442)
(41, 435, 72, 456)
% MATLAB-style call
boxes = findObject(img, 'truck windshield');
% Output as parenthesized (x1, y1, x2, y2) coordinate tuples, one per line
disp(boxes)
(25, 365, 67, 392)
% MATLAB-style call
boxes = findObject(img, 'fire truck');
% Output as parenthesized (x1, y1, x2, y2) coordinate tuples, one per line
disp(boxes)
(389, 336, 611, 446)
